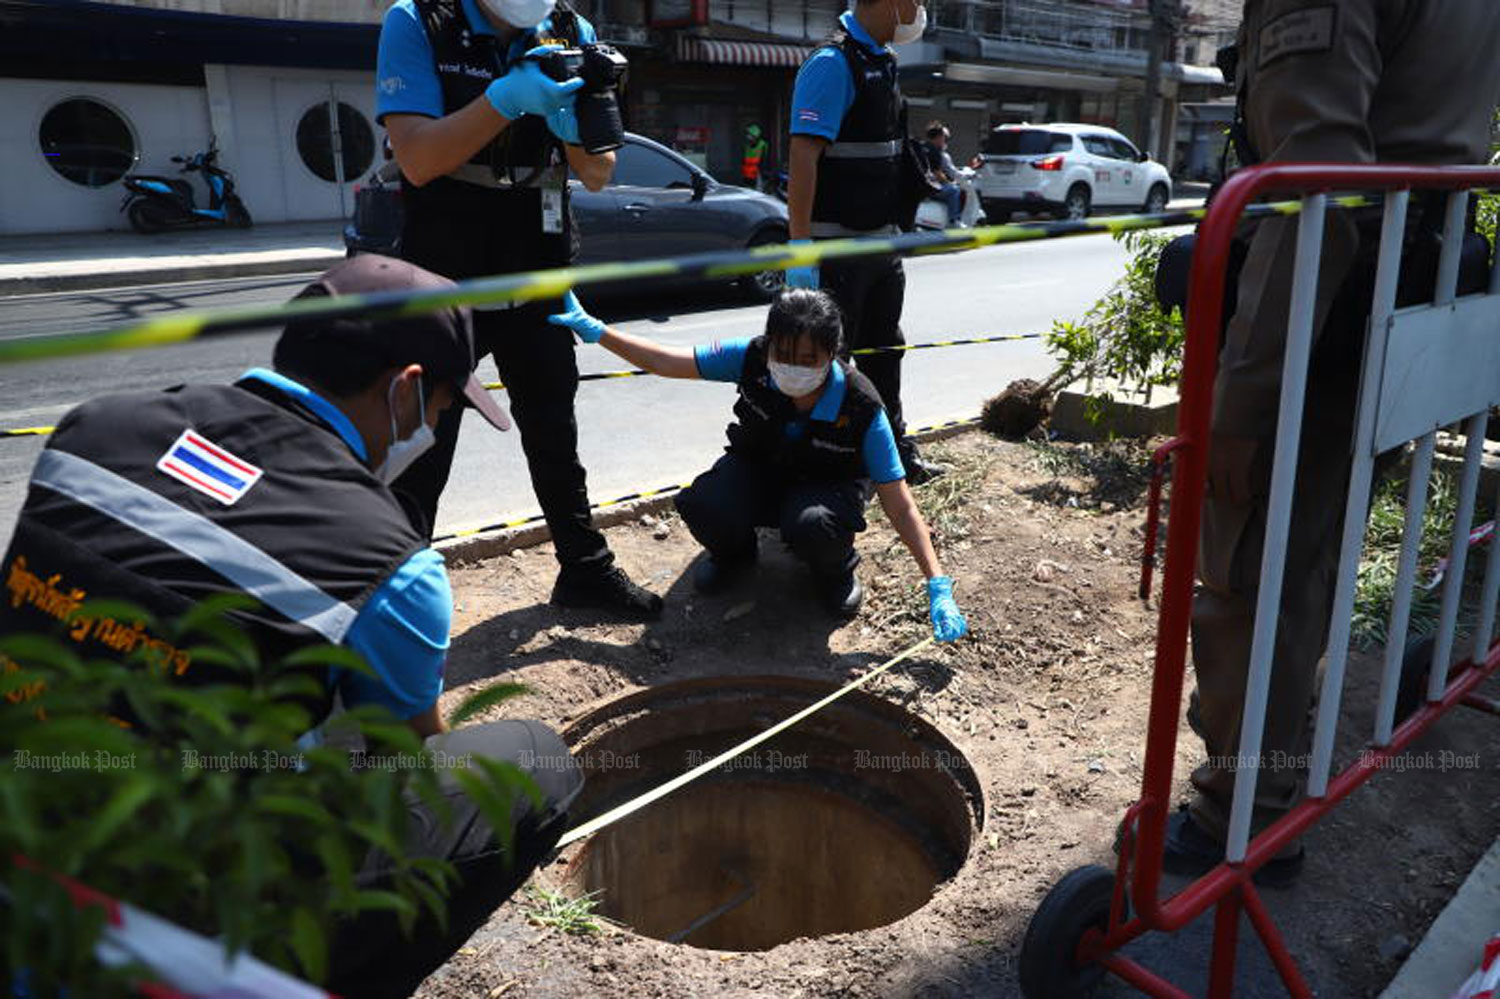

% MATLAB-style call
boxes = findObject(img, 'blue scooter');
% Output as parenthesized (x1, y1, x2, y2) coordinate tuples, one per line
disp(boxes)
(121, 142, 251, 233)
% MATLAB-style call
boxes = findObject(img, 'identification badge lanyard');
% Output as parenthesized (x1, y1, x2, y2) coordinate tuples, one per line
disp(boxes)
(540, 161, 566, 234)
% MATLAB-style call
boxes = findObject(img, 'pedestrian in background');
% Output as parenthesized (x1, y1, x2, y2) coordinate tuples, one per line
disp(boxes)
(784, 0, 947, 485)
(742, 122, 770, 190)
(1173, 0, 1500, 886)
(375, 0, 662, 618)
(545, 287, 969, 638)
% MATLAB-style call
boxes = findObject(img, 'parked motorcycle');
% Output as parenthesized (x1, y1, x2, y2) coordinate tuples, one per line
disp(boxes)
(121, 143, 251, 233)
(914, 166, 985, 231)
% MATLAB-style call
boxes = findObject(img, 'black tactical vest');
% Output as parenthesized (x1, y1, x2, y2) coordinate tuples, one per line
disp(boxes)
(400, 0, 582, 279)
(810, 27, 904, 232)
(0, 379, 426, 731)
(725, 338, 885, 483)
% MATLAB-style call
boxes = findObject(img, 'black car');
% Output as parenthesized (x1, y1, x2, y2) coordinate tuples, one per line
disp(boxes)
(345, 132, 790, 300)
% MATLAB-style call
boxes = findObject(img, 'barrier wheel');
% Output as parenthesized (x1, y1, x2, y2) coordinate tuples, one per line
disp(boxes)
(1018, 864, 1115, 999)
(1395, 633, 1437, 721)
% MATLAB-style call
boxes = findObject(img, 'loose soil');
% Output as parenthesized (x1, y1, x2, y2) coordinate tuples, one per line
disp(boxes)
(418, 432, 1500, 999)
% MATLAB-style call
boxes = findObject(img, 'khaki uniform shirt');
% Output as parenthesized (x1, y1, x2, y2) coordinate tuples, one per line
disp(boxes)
(1212, 0, 1500, 438)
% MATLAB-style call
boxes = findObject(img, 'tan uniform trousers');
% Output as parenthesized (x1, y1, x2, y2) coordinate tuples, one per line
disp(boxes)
(1188, 0, 1500, 842)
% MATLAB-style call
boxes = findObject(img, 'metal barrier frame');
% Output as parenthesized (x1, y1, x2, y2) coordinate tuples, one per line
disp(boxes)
(1075, 163, 1500, 998)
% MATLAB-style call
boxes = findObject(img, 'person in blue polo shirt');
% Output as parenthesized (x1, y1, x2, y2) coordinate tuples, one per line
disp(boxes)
(0, 255, 584, 999)
(375, 0, 666, 620)
(785, 0, 947, 486)
(546, 288, 967, 639)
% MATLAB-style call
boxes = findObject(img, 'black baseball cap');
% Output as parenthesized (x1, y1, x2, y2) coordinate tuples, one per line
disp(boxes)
(281, 254, 510, 432)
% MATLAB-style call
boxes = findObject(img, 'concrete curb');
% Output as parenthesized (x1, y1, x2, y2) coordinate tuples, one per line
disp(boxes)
(0, 253, 345, 297)
(1381, 836, 1500, 999)
(435, 420, 979, 566)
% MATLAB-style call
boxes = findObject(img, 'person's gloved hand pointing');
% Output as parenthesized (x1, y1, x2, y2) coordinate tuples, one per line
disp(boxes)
(927, 576, 968, 642)
(484, 47, 585, 121)
(547, 291, 607, 344)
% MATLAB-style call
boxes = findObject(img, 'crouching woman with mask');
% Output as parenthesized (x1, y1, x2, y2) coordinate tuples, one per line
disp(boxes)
(547, 287, 967, 641)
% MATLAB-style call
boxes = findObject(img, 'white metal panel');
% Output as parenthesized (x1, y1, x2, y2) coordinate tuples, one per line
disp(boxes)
(1372, 295, 1500, 454)
(0, 79, 210, 234)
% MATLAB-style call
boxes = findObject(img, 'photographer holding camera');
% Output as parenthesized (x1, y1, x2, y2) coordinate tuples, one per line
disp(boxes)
(375, 0, 663, 618)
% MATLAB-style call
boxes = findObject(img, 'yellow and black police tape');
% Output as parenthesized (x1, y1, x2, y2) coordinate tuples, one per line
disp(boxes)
(429, 416, 980, 544)
(0, 195, 1374, 370)
(0, 336, 1035, 439)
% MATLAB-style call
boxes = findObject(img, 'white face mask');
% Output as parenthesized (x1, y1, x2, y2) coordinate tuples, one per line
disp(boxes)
(892, 2, 927, 45)
(479, 0, 555, 29)
(768, 358, 831, 398)
(376, 377, 437, 484)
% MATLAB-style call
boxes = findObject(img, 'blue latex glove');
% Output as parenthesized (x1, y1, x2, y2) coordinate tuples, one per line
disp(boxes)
(546, 104, 581, 145)
(484, 47, 584, 121)
(927, 576, 968, 643)
(785, 238, 819, 290)
(546, 291, 607, 343)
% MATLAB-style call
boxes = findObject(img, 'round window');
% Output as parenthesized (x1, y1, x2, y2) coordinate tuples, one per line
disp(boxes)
(296, 102, 375, 184)
(39, 98, 137, 187)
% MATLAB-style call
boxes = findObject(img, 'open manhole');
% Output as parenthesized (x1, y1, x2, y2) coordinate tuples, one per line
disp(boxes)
(561, 675, 984, 951)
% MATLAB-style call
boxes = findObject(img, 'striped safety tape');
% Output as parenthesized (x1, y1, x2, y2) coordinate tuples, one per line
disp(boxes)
(430, 416, 980, 544)
(0, 197, 1372, 369)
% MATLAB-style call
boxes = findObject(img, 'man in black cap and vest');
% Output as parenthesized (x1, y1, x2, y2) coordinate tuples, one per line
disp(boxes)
(784, 0, 946, 485)
(375, 0, 663, 617)
(0, 255, 583, 998)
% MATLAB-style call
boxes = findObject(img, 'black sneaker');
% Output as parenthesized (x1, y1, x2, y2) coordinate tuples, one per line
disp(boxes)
(1161, 810, 1305, 888)
(819, 571, 864, 619)
(551, 564, 663, 619)
(692, 549, 757, 595)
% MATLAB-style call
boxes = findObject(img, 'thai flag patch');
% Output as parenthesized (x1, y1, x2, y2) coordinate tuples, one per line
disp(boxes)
(156, 429, 263, 506)
(797, 109, 821, 122)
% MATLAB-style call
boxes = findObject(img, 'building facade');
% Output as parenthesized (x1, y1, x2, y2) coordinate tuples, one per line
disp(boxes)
(0, 0, 1231, 236)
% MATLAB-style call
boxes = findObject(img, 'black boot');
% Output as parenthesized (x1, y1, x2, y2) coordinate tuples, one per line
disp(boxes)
(692, 543, 758, 595)
(818, 570, 864, 619)
(551, 564, 663, 619)
(899, 439, 948, 485)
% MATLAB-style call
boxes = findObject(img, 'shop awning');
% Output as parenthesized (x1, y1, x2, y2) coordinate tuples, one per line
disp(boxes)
(677, 36, 813, 67)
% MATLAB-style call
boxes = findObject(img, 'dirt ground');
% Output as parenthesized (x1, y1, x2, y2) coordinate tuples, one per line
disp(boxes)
(416, 432, 1500, 999)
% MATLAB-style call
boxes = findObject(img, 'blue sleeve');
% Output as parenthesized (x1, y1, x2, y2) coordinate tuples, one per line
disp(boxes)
(693, 337, 754, 383)
(863, 410, 905, 484)
(376, 0, 445, 123)
(790, 47, 854, 141)
(341, 547, 450, 719)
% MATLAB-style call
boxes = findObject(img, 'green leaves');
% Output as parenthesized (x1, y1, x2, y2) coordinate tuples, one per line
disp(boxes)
(447, 680, 528, 728)
(1, 598, 528, 990)
(1044, 229, 1185, 416)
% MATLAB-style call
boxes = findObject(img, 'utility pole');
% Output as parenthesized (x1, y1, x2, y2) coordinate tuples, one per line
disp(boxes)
(1139, 0, 1179, 162)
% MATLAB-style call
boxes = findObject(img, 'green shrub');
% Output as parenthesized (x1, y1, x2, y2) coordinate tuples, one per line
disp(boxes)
(1044, 229, 1185, 416)
(0, 595, 528, 995)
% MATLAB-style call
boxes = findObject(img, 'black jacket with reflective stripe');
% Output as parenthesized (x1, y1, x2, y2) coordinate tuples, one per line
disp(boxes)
(810, 27, 904, 232)
(0, 379, 424, 729)
(399, 0, 582, 278)
(725, 337, 884, 483)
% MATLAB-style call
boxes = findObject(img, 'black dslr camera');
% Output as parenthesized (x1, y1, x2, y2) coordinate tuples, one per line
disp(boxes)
(531, 43, 629, 155)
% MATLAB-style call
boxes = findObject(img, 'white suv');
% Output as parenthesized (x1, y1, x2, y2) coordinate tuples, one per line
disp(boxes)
(975, 124, 1172, 222)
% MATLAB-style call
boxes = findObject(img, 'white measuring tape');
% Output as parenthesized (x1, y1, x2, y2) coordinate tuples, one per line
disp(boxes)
(555, 636, 937, 848)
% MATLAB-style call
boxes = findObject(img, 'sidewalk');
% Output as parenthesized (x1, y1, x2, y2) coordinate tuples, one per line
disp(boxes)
(0, 220, 346, 296)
